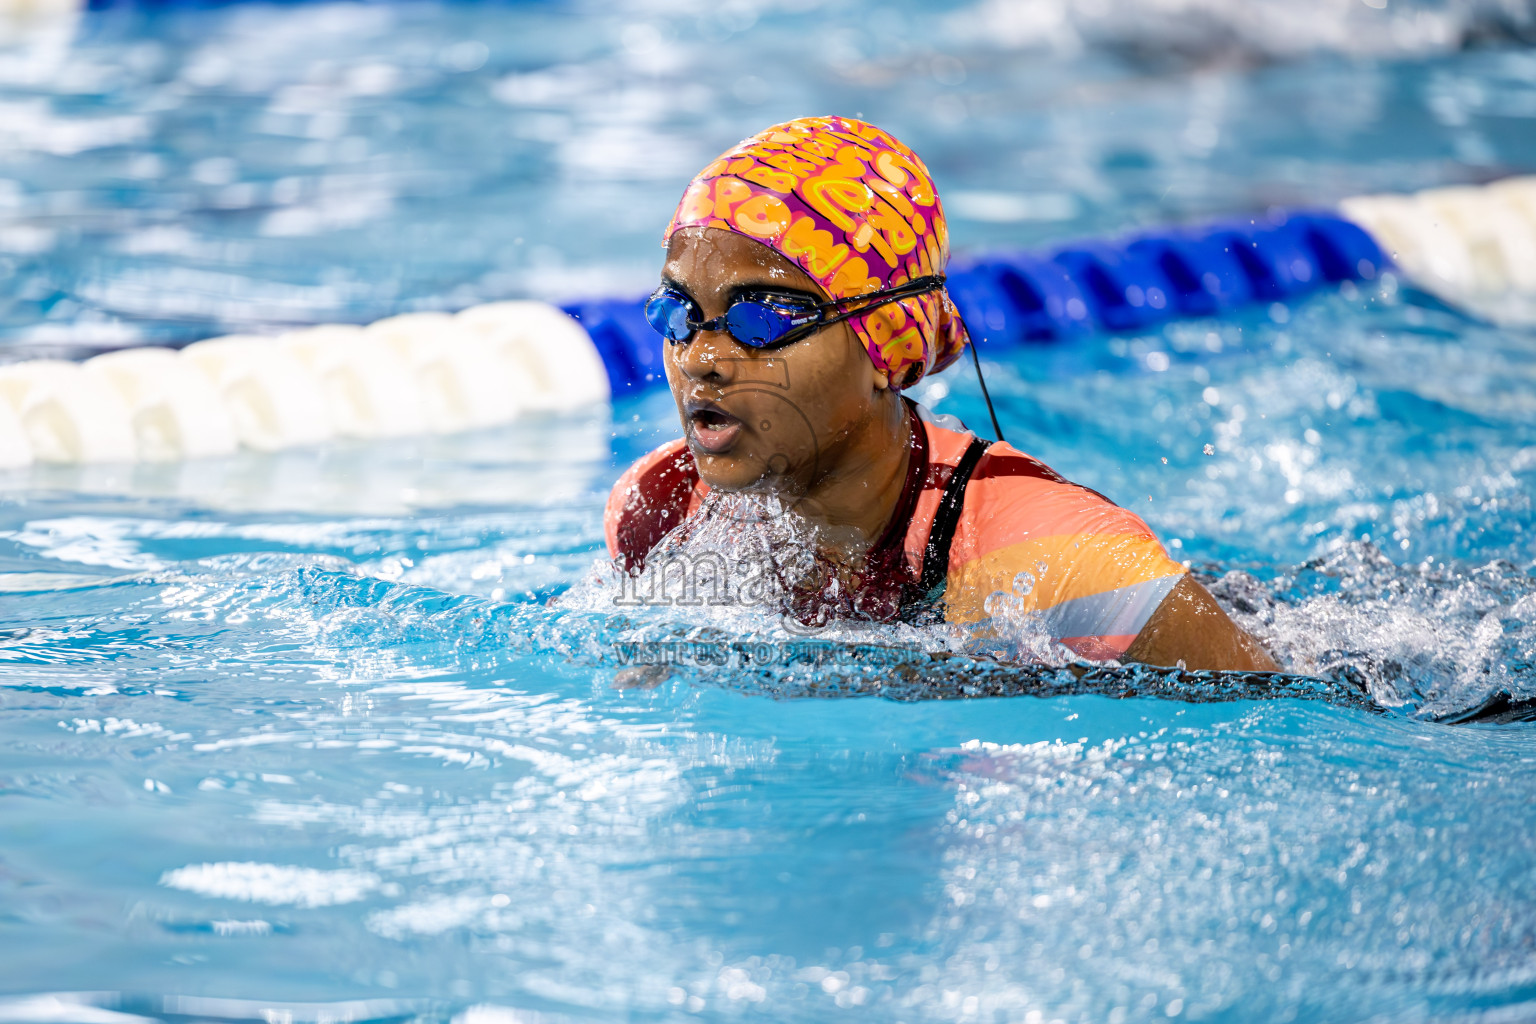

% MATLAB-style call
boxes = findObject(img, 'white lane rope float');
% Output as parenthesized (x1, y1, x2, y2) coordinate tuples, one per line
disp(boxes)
(0, 302, 610, 468)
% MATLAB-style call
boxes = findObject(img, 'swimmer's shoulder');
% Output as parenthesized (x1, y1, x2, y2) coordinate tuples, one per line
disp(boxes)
(914, 418, 1151, 548)
(963, 439, 1161, 546)
(914, 420, 1186, 625)
(604, 438, 705, 569)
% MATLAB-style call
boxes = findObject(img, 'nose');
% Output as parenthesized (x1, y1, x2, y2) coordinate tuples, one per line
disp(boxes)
(675, 327, 741, 385)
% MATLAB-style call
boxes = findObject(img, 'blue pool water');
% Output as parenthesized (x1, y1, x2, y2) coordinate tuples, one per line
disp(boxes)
(3, 1, 1536, 1020)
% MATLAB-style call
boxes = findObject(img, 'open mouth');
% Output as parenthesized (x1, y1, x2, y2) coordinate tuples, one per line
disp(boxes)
(685, 400, 745, 455)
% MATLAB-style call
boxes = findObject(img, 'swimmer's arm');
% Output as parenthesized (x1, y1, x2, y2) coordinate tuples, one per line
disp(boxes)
(1123, 575, 1280, 672)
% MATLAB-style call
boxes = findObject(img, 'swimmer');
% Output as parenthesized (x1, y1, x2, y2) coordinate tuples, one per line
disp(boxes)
(605, 116, 1276, 672)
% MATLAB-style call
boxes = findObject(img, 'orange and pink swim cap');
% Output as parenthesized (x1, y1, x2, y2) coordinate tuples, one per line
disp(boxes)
(663, 116, 969, 388)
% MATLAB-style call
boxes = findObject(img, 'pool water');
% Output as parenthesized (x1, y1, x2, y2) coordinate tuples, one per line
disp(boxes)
(3, 1, 1536, 1020)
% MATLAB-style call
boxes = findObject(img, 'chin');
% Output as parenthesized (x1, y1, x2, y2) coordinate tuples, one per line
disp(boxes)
(692, 450, 772, 493)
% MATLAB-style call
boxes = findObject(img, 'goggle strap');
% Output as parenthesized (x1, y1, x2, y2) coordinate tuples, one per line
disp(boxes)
(823, 275, 945, 311)
(813, 275, 947, 331)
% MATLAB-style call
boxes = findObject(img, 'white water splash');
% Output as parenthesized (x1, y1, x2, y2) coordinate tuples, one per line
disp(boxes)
(160, 862, 381, 908)
(1209, 542, 1536, 715)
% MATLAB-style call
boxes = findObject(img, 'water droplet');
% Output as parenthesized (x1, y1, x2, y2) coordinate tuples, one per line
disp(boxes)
(1012, 571, 1035, 596)
(1203, 444, 1215, 456)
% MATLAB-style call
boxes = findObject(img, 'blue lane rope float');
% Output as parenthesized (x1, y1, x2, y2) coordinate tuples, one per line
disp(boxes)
(564, 208, 1390, 395)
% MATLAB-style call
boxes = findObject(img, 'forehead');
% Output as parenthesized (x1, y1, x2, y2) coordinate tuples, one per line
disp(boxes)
(663, 227, 826, 300)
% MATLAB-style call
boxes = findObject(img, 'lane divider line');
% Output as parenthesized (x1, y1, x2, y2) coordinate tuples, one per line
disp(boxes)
(4, 176, 1532, 467)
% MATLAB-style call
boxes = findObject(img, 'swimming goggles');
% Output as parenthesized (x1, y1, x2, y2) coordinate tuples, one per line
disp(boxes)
(644, 274, 946, 350)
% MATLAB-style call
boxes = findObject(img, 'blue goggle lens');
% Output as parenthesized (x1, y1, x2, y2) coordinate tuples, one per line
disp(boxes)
(723, 302, 796, 347)
(644, 290, 696, 343)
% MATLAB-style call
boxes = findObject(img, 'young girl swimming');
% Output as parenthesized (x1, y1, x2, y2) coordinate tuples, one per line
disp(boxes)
(605, 116, 1275, 672)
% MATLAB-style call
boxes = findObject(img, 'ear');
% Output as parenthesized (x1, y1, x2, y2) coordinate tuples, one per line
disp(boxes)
(848, 327, 893, 392)
(872, 360, 920, 393)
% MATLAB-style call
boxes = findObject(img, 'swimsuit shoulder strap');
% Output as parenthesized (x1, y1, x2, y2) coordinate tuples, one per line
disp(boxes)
(917, 436, 991, 596)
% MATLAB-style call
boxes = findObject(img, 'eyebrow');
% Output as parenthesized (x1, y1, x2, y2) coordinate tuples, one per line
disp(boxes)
(733, 284, 820, 304)
(659, 276, 821, 305)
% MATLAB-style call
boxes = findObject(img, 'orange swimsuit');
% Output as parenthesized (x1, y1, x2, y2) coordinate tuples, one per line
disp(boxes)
(605, 406, 1187, 659)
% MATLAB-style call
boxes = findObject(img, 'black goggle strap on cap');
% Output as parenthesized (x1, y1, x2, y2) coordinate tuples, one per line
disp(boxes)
(814, 274, 947, 327)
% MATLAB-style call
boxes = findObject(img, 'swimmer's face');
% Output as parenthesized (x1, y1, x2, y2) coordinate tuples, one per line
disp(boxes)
(661, 226, 894, 495)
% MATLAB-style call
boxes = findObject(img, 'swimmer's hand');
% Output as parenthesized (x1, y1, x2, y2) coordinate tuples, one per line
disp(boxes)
(1123, 575, 1279, 673)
